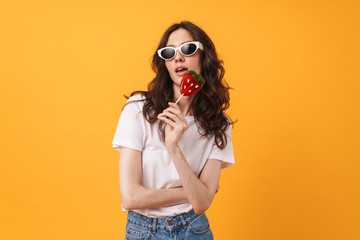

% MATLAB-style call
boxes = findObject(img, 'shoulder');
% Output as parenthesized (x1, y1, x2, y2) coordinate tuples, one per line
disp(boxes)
(127, 93, 146, 104)
(123, 94, 146, 111)
(128, 93, 146, 102)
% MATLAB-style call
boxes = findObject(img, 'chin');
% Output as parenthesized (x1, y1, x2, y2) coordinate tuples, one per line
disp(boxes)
(172, 77, 182, 86)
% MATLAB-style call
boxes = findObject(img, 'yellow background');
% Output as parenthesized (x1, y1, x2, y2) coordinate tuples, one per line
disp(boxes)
(1, 0, 359, 239)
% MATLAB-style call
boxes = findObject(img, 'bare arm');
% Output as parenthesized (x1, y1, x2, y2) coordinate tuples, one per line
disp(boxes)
(169, 147, 222, 215)
(158, 102, 222, 214)
(119, 147, 188, 210)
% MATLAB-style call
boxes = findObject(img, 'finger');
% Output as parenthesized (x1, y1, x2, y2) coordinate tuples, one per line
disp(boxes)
(163, 108, 183, 121)
(164, 106, 182, 117)
(163, 105, 182, 119)
(168, 102, 179, 108)
(159, 111, 182, 124)
(158, 111, 188, 132)
(157, 115, 177, 128)
(168, 102, 182, 114)
(165, 104, 187, 123)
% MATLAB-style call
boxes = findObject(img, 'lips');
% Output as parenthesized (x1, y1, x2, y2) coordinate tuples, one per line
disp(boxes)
(175, 66, 188, 76)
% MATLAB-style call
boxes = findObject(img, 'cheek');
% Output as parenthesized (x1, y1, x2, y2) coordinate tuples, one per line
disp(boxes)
(192, 58, 202, 73)
(165, 62, 177, 79)
(191, 53, 202, 72)
(165, 62, 171, 73)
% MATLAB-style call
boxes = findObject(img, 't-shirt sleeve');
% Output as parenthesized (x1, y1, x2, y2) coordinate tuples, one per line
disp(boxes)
(208, 124, 235, 169)
(112, 96, 145, 152)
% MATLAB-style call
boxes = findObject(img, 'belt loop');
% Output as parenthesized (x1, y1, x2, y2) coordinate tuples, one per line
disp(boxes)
(179, 214, 187, 228)
(151, 217, 157, 233)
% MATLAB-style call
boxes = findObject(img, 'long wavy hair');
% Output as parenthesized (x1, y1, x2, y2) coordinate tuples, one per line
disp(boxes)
(127, 21, 235, 149)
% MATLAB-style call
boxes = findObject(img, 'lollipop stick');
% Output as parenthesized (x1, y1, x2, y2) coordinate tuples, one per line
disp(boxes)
(175, 84, 192, 104)
(175, 93, 184, 104)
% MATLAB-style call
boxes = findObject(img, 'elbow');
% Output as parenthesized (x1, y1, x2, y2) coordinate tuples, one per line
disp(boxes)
(120, 187, 142, 210)
(192, 191, 215, 215)
(193, 208, 206, 215)
(121, 193, 133, 210)
(192, 201, 211, 215)
(122, 194, 143, 210)
(121, 196, 135, 210)
(189, 189, 216, 214)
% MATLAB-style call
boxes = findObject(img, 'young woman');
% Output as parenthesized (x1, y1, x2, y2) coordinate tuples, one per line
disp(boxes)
(112, 21, 235, 239)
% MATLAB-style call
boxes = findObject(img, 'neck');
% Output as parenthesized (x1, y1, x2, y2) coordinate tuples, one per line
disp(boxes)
(173, 84, 194, 117)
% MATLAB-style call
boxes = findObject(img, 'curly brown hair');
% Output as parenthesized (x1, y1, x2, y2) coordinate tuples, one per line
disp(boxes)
(127, 21, 235, 149)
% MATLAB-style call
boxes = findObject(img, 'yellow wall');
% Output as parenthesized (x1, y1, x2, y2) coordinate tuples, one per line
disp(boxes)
(1, 0, 359, 239)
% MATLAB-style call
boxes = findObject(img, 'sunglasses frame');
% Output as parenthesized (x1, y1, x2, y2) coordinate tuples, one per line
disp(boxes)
(157, 41, 204, 60)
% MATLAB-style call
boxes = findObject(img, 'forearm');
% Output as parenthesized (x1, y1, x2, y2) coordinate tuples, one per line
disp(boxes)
(119, 146, 188, 211)
(121, 186, 188, 210)
(168, 146, 217, 214)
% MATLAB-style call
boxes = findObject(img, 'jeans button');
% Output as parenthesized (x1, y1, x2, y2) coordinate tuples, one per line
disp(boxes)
(167, 220, 175, 226)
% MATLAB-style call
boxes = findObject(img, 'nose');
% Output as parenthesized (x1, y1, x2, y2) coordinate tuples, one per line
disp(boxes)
(174, 49, 184, 62)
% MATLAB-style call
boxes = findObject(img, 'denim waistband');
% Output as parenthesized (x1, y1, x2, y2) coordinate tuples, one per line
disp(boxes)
(127, 209, 200, 233)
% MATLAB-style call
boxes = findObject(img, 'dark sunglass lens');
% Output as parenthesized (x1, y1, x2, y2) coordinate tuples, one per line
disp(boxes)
(181, 43, 197, 55)
(161, 48, 175, 59)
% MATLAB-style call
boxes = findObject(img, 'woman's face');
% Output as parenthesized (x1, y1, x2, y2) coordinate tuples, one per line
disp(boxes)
(164, 28, 202, 88)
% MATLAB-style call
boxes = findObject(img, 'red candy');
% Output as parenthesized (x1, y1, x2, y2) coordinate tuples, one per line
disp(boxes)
(180, 70, 205, 96)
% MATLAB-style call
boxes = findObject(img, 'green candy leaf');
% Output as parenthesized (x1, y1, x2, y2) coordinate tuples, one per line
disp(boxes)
(186, 70, 205, 84)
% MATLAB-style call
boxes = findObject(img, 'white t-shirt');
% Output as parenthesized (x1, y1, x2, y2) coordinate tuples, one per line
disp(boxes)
(112, 94, 235, 218)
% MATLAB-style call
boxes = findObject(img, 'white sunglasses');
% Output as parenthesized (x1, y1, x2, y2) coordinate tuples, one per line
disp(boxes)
(157, 41, 204, 60)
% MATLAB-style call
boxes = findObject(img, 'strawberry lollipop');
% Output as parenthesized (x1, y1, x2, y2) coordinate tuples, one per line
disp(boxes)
(175, 70, 205, 104)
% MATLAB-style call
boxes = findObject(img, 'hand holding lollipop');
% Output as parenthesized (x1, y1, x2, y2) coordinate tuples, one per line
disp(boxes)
(175, 70, 205, 104)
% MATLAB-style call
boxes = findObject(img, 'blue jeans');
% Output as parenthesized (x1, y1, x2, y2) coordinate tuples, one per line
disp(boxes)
(125, 209, 214, 240)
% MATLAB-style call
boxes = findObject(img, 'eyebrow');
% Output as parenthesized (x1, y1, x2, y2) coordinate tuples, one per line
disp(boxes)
(166, 40, 194, 47)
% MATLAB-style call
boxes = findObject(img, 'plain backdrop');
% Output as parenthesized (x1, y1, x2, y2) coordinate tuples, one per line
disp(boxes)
(1, 0, 359, 239)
